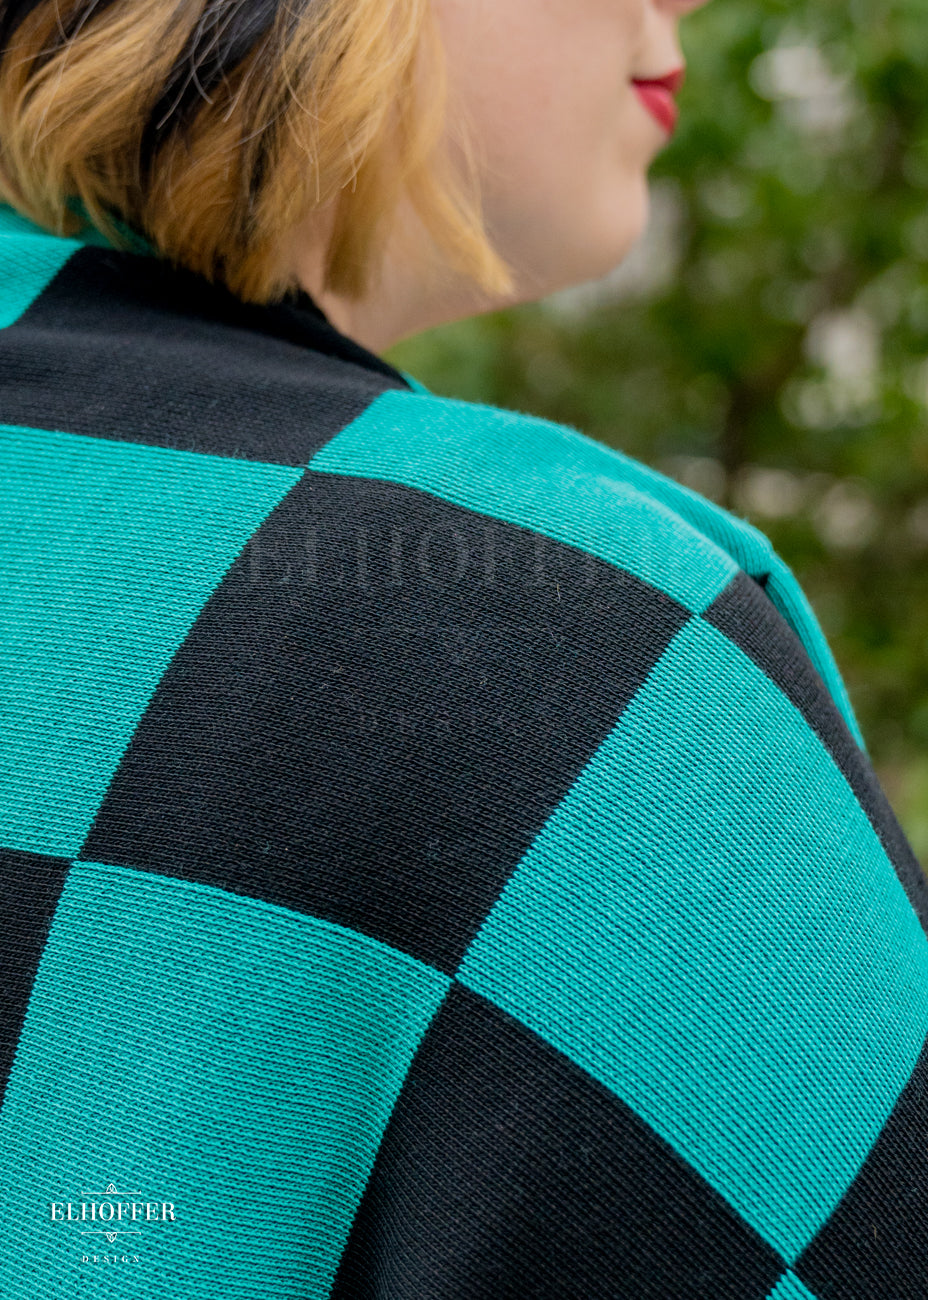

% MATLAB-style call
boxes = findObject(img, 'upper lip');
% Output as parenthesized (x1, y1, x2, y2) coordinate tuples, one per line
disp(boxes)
(631, 66, 686, 95)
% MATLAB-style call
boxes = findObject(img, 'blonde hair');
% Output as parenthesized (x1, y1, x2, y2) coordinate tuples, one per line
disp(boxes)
(0, 0, 512, 304)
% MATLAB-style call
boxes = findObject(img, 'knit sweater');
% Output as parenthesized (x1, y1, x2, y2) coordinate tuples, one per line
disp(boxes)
(1, 200, 926, 1300)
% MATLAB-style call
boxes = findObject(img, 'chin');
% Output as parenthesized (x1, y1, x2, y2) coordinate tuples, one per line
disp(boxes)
(596, 175, 652, 274)
(538, 179, 652, 296)
(540, 228, 649, 300)
(492, 173, 652, 305)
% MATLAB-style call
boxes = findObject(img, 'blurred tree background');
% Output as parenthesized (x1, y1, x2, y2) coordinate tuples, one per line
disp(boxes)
(387, 0, 928, 864)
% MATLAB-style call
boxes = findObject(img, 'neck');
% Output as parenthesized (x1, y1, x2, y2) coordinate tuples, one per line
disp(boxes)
(282, 199, 520, 356)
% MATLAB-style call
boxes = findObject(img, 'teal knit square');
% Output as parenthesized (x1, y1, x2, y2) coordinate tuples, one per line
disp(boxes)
(0, 862, 450, 1298)
(0, 424, 300, 856)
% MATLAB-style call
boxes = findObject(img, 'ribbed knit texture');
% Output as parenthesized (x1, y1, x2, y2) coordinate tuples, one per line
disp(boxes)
(1, 200, 926, 1298)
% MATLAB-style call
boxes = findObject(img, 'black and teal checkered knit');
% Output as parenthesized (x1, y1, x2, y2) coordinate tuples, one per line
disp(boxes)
(1, 200, 926, 1298)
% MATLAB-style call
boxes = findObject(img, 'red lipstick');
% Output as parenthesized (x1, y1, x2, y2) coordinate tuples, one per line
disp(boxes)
(631, 67, 685, 137)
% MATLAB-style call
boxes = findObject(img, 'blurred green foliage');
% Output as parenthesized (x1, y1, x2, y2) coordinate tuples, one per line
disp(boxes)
(387, 0, 928, 862)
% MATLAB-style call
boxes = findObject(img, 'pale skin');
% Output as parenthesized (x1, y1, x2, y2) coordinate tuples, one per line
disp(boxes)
(285, 0, 711, 356)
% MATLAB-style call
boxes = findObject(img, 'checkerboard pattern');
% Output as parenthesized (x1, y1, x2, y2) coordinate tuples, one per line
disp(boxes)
(2, 203, 927, 1298)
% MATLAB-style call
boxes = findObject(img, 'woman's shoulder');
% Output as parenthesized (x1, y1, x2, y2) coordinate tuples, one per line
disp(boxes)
(311, 382, 863, 741)
(326, 382, 777, 594)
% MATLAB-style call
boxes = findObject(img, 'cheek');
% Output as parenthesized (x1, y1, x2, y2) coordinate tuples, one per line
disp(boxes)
(438, 0, 642, 178)
(480, 80, 655, 291)
(434, 0, 653, 289)
(479, 62, 634, 210)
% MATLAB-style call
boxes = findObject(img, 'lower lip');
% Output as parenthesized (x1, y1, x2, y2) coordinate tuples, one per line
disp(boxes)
(632, 82, 678, 137)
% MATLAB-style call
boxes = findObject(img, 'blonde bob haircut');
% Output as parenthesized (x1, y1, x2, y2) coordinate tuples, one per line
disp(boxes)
(0, 0, 512, 304)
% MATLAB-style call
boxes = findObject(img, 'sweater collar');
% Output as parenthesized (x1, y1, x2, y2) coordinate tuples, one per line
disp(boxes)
(62, 198, 411, 389)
